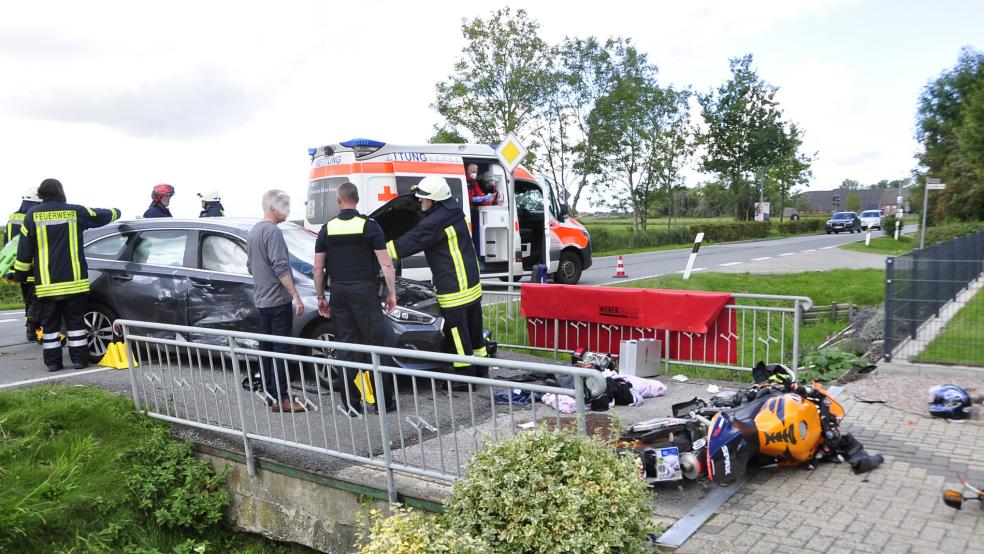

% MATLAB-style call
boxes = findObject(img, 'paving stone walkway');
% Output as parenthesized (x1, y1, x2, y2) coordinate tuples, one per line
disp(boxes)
(679, 395, 984, 553)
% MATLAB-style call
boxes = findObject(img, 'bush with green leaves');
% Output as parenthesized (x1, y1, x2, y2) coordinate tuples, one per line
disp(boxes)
(588, 225, 693, 253)
(358, 506, 488, 553)
(800, 347, 867, 382)
(924, 221, 984, 245)
(446, 428, 653, 554)
(689, 221, 770, 242)
(777, 218, 825, 235)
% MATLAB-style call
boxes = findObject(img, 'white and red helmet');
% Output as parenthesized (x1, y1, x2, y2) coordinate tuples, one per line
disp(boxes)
(152, 183, 175, 202)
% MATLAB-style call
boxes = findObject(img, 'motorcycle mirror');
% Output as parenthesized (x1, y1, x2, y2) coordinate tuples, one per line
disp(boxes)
(942, 489, 964, 510)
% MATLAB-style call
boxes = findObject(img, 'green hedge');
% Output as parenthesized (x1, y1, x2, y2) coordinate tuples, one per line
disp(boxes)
(924, 221, 984, 245)
(777, 218, 826, 235)
(589, 225, 693, 252)
(690, 221, 770, 242)
(881, 217, 904, 237)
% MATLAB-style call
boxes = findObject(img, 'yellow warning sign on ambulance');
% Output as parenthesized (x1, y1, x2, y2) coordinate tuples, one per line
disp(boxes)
(496, 133, 528, 174)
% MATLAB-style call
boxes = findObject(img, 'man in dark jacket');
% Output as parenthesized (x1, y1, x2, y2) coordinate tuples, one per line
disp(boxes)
(198, 191, 225, 217)
(5, 187, 42, 342)
(143, 183, 174, 218)
(385, 175, 488, 380)
(14, 179, 120, 370)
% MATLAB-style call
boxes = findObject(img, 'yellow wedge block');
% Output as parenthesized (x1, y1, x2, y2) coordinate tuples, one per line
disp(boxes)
(354, 370, 375, 405)
(97, 341, 137, 370)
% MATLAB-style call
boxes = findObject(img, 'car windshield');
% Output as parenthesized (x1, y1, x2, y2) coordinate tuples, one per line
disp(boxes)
(861, 211, 880, 217)
(832, 213, 853, 220)
(280, 225, 317, 280)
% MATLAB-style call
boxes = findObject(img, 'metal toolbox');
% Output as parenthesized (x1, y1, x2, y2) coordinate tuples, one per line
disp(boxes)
(619, 339, 662, 377)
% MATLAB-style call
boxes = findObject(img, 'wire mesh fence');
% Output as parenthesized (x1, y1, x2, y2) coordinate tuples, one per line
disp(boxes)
(884, 231, 984, 366)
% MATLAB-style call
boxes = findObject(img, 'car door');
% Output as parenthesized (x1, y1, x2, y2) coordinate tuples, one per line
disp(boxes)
(108, 229, 193, 329)
(186, 231, 259, 343)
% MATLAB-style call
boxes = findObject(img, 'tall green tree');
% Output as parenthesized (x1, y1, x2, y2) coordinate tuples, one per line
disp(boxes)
(839, 178, 862, 190)
(915, 47, 984, 220)
(432, 8, 551, 148)
(645, 87, 695, 229)
(845, 193, 862, 212)
(698, 54, 787, 220)
(767, 123, 814, 222)
(588, 42, 670, 231)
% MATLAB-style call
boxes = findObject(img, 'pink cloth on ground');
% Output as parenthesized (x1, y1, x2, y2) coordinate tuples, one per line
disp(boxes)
(614, 375, 667, 398)
(540, 393, 578, 414)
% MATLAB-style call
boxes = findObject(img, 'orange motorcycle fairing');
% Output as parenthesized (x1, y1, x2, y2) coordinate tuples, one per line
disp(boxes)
(753, 393, 822, 464)
(811, 381, 846, 420)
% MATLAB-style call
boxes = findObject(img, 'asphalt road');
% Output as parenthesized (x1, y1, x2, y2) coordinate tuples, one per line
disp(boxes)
(579, 225, 917, 286)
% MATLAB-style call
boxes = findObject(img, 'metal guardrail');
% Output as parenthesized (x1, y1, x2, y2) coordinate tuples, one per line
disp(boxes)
(481, 281, 812, 373)
(884, 231, 984, 364)
(116, 319, 607, 502)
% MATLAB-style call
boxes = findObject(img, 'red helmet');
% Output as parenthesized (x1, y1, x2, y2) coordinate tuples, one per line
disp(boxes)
(152, 183, 175, 202)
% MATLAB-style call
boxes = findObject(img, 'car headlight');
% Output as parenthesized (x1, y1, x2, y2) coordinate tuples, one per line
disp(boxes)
(385, 305, 437, 325)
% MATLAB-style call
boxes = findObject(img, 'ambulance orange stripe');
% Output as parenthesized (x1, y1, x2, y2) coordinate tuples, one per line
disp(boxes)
(550, 222, 590, 248)
(309, 161, 466, 181)
(514, 166, 534, 179)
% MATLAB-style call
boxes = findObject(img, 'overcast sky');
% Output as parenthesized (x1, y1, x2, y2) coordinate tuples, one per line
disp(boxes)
(1, 0, 981, 220)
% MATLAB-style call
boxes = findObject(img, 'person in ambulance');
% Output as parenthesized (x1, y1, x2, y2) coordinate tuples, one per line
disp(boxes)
(385, 176, 489, 381)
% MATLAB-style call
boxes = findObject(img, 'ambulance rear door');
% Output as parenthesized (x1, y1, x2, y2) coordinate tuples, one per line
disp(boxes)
(305, 150, 357, 233)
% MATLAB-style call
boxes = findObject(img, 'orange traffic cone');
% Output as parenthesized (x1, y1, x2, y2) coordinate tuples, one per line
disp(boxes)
(613, 255, 628, 278)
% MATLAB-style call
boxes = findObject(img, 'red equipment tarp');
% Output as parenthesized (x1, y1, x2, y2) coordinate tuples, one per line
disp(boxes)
(520, 285, 737, 363)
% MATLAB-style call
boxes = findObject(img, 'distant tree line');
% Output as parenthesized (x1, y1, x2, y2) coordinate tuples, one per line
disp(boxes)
(430, 8, 814, 230)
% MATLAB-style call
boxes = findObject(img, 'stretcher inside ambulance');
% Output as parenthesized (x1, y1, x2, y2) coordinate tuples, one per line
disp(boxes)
(304, 139, 592, 284)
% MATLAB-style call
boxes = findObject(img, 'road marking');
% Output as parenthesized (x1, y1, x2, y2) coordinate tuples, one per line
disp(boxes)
(600, 273, 664, 286)
(820, 245, 837, 250)
(718, 261, 744, 267)
(675, 268, 707, 274)
(801, 249, 816, 252)
(0, 318, 21, 324)
(778, 252, 796, 257)
(0, 367, 116, 391)
(751, 256, 772, 261)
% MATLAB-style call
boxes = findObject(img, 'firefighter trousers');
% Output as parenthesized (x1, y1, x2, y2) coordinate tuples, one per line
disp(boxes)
(37, 294, 88, 369)
(441, 301, 488, 378)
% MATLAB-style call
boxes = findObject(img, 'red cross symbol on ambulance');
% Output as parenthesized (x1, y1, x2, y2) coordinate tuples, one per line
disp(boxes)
(377, 185, 398, 202)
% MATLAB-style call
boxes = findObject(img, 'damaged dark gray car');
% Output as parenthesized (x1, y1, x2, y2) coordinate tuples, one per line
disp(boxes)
(81, 218, 448, 374)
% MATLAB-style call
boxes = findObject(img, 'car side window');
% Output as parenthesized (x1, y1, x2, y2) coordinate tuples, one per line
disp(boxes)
(201, 234, 248, 274)
(84, 234, 129, 260)
(131, 230, 188, 267)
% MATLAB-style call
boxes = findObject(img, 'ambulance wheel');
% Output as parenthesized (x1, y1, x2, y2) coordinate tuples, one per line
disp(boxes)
(84, 304, 118, 361)
(553, 251, 582, 284)
(304, 320, 340, 388)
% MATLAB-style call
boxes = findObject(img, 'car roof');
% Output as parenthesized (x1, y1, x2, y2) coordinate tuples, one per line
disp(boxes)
(83, 217, 304, 240)
(833, 212, 856, 216)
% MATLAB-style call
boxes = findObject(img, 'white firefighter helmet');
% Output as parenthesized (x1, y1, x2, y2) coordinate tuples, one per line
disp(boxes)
(413, 175, 451, 202)
(197, 191, 221, 202)
(22, 187, 42, 203)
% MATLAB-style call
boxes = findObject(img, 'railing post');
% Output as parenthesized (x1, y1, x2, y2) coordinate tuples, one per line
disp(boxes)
(371, 352, 398, 503)
(884, 257, 894, 362)
(228, 336, 256, 477)
(574, 376, 587, 436)
(933, 243, 941, 317)
(123, 322, 142, 409)
(909, 249, 920, 339)
(792, 299, 801, 376)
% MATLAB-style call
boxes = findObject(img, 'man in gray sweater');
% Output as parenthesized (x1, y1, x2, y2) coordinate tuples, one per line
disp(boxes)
(247, 190, 305, 412)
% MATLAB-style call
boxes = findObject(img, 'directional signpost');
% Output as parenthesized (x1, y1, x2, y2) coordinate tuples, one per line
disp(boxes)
(920, 178, 945, 249)
(495, 134, 529, 286)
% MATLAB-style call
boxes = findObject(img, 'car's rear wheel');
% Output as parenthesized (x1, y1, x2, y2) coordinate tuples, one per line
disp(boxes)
(304, 320, 339, 389)
(84, 304, 118, 361)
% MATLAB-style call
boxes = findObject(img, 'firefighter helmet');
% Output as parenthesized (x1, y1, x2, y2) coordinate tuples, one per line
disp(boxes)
(197, 191, 221, 202)
(22, 187, 41, 203)
(152, 183, 175, 202)
(413, 176, 452, 202)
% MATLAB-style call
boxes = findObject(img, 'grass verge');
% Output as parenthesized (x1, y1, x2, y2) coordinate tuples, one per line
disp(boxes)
(914, 287, 984, 367)
(1, 280, 23, 310)
(839, 235, 913, 256)
(0, 385, 311, 554)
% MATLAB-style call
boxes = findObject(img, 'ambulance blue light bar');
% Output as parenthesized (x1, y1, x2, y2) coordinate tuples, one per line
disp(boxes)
(340, 138, 385, 148)
(307, 147, 317, 156)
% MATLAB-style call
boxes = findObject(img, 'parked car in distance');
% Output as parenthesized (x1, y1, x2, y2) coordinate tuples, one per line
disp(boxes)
(825, 212, 862, 234)
(80, 218, 450, 379)
(859, 210, 883, 230)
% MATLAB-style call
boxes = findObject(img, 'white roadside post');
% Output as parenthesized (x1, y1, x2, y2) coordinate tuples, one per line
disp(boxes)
(895, 197, 903, 241)
(920, 179, 946, 249)
(865, 224, 872, 246)
(682, 232, 704, 280)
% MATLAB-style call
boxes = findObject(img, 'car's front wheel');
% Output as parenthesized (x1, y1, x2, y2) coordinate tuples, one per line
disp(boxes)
(84, 304, 118, 361)
(303, 320, 339, 389)
(554, 251, 583, 284)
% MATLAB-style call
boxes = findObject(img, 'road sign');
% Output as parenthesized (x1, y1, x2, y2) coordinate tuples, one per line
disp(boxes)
(496, 133, 528, 174)
(926, 183, 946, 190)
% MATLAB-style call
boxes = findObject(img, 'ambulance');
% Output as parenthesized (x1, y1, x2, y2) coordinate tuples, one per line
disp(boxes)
(304, 139, 592, 284)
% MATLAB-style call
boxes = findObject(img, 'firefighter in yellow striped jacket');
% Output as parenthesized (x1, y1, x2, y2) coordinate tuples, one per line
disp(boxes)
(5, 187, 42, 342)
(385, 175, 488, 379)
(13, 179, 120, 371)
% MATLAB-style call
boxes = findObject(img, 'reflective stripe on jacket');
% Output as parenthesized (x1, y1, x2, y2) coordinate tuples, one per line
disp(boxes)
(386, 199, 481, 309)
(15, 201, 120, 297)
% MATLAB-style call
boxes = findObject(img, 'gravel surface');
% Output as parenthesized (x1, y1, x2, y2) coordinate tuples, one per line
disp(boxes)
(844, 371, 984, 421)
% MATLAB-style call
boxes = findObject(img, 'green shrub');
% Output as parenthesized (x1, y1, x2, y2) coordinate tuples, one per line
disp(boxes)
(446, 428, 654, 554)
(589, 225, 693, 252)
(777, 218, 825, 235)
(923, 220, 984, 246)
(359, 506, 488, 553)
(689, 221, 770, 242)
(882, 217, 904, 236)
(799, 347, 867, 382)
